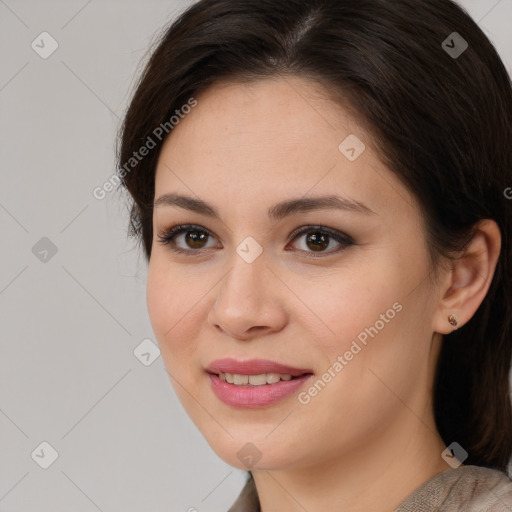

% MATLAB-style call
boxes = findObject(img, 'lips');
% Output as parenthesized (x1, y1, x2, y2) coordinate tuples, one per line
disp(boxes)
(206, 358, 315, 408)
(205, 358, 313, 377)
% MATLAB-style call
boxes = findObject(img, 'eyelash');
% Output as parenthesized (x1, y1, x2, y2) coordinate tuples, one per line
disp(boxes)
(156, 224, 354, 258)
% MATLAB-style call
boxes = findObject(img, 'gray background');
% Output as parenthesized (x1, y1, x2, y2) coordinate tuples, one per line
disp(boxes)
(0, 1, 511, 510)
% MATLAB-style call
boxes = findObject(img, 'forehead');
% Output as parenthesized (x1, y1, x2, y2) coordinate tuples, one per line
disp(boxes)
(154, 76, 415, 222)
(165, 77, 357, 160)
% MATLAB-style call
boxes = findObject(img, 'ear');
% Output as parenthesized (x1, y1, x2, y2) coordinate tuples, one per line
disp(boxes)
(433, 219, 501, 334)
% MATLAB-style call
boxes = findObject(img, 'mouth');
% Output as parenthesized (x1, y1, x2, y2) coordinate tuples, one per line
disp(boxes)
(205, 358, 314, 407)
(205, 357, 314, 383)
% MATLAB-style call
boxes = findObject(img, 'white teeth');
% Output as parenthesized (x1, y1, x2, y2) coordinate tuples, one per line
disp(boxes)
(249, 374, 267, 386)
(218, 372, 295, 386)
(266, 372, 281, 384)
(233, 374, 249, 385)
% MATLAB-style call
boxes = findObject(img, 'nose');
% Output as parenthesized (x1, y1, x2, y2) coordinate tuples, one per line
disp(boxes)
(207, 250, 288, 341)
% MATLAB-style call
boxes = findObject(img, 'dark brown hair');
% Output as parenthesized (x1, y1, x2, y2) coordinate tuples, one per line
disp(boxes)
(117, 0, 512, 472)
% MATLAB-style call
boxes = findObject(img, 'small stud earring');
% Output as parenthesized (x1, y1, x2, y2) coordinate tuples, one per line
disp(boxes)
(448, 314, 458, 327)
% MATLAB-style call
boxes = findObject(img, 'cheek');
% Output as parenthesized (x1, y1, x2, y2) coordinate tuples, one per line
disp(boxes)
(146, 258, 188, 352)
(299, 256, 425, 398)
(146, 256, 206, 371)
(292, 264, 402, 349)
(146, 257, 217, 436)
(146, 259, 172, 339)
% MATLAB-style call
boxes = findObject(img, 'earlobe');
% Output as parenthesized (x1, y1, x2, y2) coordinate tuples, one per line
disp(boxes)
(433, 219, 501, 335)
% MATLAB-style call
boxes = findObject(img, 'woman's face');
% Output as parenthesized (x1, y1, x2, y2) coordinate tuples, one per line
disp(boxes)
(147, 76, 443, 470)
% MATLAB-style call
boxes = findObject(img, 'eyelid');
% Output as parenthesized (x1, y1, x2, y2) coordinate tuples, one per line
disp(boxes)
(156, 223, 354, 256)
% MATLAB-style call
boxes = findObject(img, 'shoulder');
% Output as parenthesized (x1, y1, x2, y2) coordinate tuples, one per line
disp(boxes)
(396, 465, 512, 512)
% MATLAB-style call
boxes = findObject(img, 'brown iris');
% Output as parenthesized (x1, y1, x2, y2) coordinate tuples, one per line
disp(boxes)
(185, 230, 209, 249)
(305, 232, 329, 252)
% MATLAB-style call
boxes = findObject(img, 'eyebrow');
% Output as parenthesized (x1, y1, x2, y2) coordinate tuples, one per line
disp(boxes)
(153, 193, 376, 221)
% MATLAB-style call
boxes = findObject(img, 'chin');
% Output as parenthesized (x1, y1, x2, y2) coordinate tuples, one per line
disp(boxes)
(200, 428, 302, 471)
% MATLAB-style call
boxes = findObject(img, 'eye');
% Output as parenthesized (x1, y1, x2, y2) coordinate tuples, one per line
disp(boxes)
(157, 224, 219, 254)
(287, 225, 354, 258)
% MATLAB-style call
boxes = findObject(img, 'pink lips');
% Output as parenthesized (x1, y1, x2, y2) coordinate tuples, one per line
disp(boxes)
(206, 358, 314, 408)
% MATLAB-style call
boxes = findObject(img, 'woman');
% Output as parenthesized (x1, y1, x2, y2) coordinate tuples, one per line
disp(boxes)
(117, 0, 512, 509)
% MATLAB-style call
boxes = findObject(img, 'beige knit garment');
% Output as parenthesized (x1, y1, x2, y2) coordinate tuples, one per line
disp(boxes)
(228, 465, 512, 511)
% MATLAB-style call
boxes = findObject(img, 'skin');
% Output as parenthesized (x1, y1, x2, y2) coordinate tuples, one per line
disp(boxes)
(146, 76, 501, 511)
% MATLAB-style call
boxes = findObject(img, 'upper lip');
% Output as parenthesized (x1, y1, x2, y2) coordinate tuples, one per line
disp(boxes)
(205, 358, 313, 377)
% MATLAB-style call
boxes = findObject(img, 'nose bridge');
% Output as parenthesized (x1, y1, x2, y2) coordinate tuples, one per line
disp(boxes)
(209, 240, 283, 336)
(220, 239, 269, 306)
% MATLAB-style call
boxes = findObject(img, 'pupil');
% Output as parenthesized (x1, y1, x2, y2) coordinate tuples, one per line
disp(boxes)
(307, 232, 328, 251)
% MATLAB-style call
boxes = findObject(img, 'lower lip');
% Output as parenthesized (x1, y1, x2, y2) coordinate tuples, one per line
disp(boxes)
(208, 373, 313, 408)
